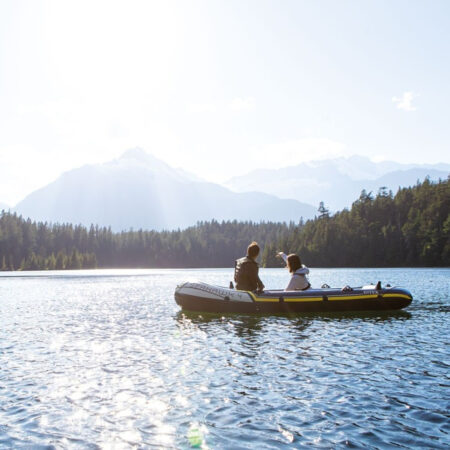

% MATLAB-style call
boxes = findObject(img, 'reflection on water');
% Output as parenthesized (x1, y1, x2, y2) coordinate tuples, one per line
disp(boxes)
(177, 309, 412, 327)
(0, 268, 449, 448)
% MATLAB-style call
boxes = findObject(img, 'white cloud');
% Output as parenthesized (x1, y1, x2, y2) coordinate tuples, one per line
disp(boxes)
(392, 91, 418, 111)
(188, 97, 255, 114)
(228, 97, 255, 111)
(192, 137, 348, 184)
(249, 138, 348, 170)
(188, 103, 217, 113)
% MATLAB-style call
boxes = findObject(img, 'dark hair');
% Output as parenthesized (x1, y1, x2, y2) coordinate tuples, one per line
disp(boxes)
(247, 241, 260, 259)
(286, 253, 302, 273)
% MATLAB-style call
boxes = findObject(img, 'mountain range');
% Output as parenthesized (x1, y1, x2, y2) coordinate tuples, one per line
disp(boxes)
(9, 150, 449, 230)
(224, 156, 449, 211)
(13, 149, 316, 231)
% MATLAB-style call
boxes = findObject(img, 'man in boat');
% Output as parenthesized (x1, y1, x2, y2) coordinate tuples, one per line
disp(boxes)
(234, 241, 265, 292)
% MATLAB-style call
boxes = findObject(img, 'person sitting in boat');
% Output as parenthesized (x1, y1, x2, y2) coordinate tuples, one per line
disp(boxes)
(234, 241, 265, 292)
(277, 252, 311, 291)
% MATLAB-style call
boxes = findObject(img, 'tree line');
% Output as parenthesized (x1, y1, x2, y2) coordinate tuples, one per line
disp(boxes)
(262, 177, 449, 267)
(0, 177, 448, 270)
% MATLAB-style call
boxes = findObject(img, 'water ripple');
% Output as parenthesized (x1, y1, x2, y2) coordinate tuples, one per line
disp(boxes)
(0, 268, 449, 448)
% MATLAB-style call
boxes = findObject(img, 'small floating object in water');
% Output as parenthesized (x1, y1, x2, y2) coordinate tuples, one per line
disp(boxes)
(187, 423, 207, 448)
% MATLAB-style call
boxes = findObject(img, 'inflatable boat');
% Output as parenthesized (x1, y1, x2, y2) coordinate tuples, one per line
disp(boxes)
(174, 281, 413, 314)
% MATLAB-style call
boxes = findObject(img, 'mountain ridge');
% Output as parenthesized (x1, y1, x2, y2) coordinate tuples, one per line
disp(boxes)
(14, 149, 317, 231)
(224, 156, 449, 211)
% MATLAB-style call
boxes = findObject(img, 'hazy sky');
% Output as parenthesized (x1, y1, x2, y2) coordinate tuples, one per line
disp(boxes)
(1, 0, 449, 205)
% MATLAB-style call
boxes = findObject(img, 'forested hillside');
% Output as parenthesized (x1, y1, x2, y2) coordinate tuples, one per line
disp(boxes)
(262, 177, 449, 267)
(0, 178, 448, 270)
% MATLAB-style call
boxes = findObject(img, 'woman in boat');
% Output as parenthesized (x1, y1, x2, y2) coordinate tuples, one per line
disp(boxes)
(277, 252, 311, 291)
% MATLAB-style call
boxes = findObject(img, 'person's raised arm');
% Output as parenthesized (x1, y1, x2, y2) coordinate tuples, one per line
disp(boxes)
(276, 251, 288, 263)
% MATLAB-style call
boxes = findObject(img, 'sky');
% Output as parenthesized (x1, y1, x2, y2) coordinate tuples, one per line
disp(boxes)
(1, 0, 449, 205)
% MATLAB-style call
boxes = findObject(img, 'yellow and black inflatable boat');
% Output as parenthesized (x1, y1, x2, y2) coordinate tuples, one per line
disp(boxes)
(174, 281, 412, 314)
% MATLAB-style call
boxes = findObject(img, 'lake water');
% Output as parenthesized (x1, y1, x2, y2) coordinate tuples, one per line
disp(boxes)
(0, 268, 449, 449)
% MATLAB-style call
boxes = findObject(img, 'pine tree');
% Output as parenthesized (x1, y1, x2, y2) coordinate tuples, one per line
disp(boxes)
(55, 251, 66, 270)
(318, 201, 330, 219)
